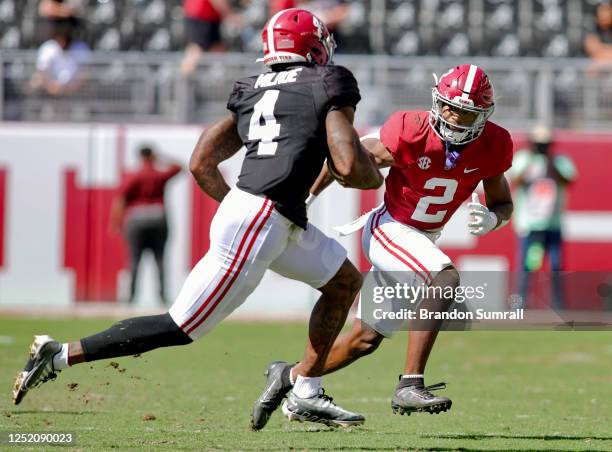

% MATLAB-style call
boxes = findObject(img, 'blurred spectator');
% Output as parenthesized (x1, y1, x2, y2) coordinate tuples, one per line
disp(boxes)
(29, 28, 89, 96)
(181, 0, 242, 74)
(270, 0, 296, 14)
(110, 147, 182, 305)
(233, 0, 296, 52)
(510, 126, 577, 310)
(38, 0, 84, 42)
(584, 2, 612, 64)
(297, 0, 348, 48)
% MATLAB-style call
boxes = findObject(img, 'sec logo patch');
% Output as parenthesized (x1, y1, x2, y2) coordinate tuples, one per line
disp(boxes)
(417, 156, 431, 170)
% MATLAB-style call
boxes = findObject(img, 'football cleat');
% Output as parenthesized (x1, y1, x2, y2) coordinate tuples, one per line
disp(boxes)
(12, 335, 62, 405)
(250, 361, 293, 431)
(391, 382, 452, 416)
(282, 389, 365, 428)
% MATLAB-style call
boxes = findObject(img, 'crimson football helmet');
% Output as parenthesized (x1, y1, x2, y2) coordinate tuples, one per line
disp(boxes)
(260, 8, 336, 67)
(429, 64, 495, 145)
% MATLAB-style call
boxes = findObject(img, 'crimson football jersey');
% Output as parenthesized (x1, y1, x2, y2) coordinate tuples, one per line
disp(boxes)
(380, 111, 513, 231)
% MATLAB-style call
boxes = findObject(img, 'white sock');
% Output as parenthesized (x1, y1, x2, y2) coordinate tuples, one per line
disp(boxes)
(52, 343, 70, 370)
(289, 368, 295, 386)
(402, 374, 424, 379)
(292, 375, 322, 399)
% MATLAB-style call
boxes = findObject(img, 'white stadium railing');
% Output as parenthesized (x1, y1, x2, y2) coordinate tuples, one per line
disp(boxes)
(1, 51, 611, 130)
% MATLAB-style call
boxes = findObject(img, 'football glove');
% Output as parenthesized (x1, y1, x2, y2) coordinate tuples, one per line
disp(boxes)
(468, 193, 498, 236)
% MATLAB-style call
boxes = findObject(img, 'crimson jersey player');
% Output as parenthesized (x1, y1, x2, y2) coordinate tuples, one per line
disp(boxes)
(254, 64, 514, 424)
(381, 108, 512, 232)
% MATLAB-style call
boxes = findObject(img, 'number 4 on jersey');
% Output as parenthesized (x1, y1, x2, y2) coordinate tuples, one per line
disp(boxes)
(248, 89, 281, 156)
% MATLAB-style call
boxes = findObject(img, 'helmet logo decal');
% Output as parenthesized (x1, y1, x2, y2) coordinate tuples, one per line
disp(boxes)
(417, 156, 432, 170)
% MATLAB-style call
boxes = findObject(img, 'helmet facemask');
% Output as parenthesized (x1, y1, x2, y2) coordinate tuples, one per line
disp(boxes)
(429, 88, 494, 146)
(320, 33, 336, 64)
(307, 16, 336, 65)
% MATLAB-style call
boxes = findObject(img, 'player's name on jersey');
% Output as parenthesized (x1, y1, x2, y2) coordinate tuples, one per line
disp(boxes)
(254, 67, 304, 89)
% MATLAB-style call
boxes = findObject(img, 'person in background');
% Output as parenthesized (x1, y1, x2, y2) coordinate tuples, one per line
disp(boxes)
(510, 126, 577, 310)
(109, 147, 182, 305)
(297, 0, 349, 47)
(270, 0, 296, 14)
(234, 0, 295, 52)
(181, 0, 242, 74)
(38, 0, 84, 42)
(30, 27, 89, 96)
(584, 2, 612, 62)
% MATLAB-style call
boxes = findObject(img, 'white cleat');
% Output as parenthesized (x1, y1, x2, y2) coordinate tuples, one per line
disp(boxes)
(281, 389, 365, 428)
(12, 335, 62, 405)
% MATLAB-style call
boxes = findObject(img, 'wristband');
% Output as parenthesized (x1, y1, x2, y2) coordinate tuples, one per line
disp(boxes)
(360, 132, 380, 142)
(306, 193, 317, 208)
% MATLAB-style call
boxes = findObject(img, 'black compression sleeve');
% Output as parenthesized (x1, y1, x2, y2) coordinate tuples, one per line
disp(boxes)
(80, 313, 192, 362)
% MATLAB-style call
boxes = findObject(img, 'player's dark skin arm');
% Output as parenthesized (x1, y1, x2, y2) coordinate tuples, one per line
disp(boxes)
(308, 136, 391, 196)
(483, 173, 513, 227)
(309, 164, 335, 196)
(189, 114, 244, 203)
(326, 107, 384, 189)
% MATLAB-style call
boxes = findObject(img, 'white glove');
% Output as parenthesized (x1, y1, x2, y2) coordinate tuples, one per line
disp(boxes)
(468, 193, 498, 236)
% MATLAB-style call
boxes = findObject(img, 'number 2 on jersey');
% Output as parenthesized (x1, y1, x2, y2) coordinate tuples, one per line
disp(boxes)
(411, 178, 458, 223)
(248, 90, 281, 156)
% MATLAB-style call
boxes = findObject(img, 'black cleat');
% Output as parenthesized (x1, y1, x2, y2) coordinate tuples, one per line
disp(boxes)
(391, 382, 452, 416)
(250, 361, 293, 430)
(282, 389, 365, 428)
(12, 335, 62, 405)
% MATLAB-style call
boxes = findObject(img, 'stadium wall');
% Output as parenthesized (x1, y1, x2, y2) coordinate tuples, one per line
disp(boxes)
(0, 124, 611, 313)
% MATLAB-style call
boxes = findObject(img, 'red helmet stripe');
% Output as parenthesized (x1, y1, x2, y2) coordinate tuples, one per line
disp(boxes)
(461, 64, 479, 100)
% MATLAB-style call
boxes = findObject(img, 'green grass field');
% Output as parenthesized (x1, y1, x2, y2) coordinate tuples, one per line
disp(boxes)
(1, 318, 611, 451)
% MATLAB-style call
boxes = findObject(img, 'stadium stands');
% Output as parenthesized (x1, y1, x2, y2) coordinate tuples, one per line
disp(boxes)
(0, 0, 604, 56)
(1, 52, 610, 128)
(0, 1, 610, 126)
